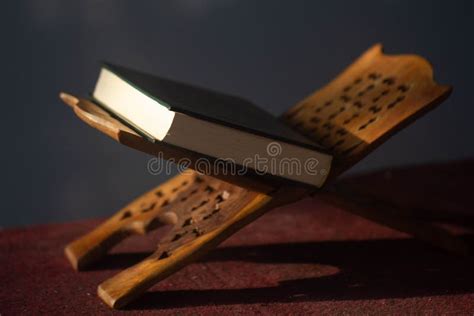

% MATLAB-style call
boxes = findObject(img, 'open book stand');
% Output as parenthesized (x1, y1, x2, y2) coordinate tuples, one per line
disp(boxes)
(60, 44, 459, 309)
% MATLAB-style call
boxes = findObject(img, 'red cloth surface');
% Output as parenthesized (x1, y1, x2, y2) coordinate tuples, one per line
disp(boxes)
(1, 161, 474, 315)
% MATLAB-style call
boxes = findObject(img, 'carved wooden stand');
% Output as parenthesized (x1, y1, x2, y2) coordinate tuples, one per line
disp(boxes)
(61, 44, 460, 309)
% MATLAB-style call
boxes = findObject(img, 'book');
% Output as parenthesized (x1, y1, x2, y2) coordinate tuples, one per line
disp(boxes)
(92, 63, 332, 187)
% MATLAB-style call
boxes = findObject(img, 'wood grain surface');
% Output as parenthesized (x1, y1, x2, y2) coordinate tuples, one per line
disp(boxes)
(60, 44, 452, 308)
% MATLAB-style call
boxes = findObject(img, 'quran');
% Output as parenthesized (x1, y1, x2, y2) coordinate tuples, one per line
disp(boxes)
(93, 63, 332, 187)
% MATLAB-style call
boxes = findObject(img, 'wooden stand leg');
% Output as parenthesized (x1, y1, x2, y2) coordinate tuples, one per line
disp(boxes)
(65, 171, 201, 270)
(96, 187, 305, 308)
(65, 169, 307, 308)
(67, 171, 470, 309)
(320, 185, 471, 256)
(65, 207, 177, 271)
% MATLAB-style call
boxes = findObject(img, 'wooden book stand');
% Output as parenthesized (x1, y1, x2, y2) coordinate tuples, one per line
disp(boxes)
(61, 44, 456, 309)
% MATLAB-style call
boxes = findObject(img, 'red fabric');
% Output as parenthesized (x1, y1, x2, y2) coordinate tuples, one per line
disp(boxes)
(1, 161, 474, 315)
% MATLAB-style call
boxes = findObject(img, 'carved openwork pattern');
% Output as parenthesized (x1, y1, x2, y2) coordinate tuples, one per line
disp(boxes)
(115, 171, 260, 260)
(284, 71, 411, 159)
(281, 45, 450, 173)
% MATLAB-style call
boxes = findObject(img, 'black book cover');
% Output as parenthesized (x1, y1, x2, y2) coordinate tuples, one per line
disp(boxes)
(102, 62, 325, 151)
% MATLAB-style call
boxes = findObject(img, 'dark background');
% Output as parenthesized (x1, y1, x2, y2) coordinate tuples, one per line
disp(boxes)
(2, 0, 472, 228)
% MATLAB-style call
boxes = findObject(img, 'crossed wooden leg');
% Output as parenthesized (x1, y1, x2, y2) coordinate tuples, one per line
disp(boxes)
(65, 170, 308, 308)
(65, 169, 470, 308)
